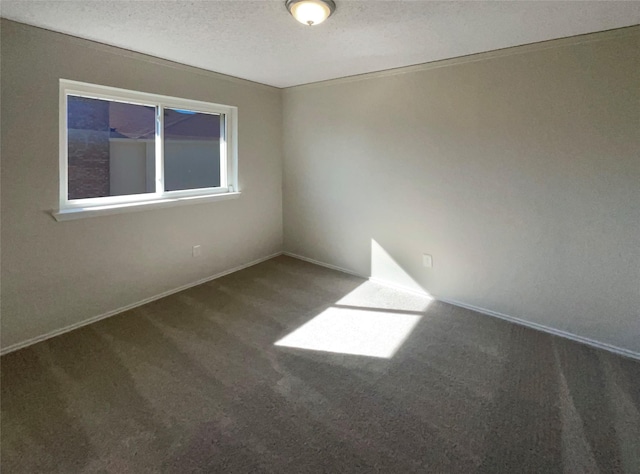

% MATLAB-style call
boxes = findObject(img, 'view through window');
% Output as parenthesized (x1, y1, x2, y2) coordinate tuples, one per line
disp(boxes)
(67, 96, 156, 199)
(59, 80, 237, 216)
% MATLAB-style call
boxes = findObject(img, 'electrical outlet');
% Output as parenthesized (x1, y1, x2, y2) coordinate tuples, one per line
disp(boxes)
(192, 245, 202, 257)
(422, 254, 433, 268)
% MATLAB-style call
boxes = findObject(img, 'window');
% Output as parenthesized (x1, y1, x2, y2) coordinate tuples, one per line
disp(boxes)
(55, 80, 238, 220)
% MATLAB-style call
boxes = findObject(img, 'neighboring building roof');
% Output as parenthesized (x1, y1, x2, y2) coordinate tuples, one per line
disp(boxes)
(108, 101, 155, 139)
(109, 102, 220, 141)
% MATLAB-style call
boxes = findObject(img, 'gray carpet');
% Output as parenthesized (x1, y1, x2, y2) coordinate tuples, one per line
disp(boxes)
(2, 255, 639, 473)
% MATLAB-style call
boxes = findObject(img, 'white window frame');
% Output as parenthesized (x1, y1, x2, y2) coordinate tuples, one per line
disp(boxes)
(54, 79, 239, 221)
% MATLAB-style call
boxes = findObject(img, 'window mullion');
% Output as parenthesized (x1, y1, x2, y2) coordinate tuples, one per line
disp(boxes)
(60, 89, 69, 209)
(156, 105, 164, 195)
(220, 113, 228, 189)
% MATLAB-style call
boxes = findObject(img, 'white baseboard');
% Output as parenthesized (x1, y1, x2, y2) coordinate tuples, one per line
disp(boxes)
(0, 252, 283, 356)
(282, 252, 365, 278)
(6, 250, 638, 362)
(437, 297, 640, 361)
(284, 252, 640, 362)
(283, 252, 430, 298)
(368, 277, 433, 299)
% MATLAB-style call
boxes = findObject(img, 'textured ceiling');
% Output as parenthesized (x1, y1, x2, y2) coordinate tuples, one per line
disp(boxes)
(2, 1, 639, 88)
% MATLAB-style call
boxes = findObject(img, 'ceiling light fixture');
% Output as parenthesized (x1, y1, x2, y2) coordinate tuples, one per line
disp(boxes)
(286, 0, 336, 26)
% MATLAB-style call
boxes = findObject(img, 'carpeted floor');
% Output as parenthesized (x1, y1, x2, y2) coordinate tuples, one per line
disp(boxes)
(2, 255, 639, 473)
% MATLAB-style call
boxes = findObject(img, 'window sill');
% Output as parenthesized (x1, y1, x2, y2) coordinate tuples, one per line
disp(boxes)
(52, 191, 241, 221)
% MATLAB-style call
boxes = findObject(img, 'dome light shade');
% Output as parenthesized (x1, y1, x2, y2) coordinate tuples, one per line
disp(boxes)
(286, 0, 336, 26)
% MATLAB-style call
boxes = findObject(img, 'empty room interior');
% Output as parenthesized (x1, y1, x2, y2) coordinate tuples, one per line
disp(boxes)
(1, 1, 639, 472)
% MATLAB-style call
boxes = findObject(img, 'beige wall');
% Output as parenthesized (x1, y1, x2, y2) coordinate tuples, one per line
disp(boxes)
(283, 28, 640, 353)
(1, 20, 283, 349)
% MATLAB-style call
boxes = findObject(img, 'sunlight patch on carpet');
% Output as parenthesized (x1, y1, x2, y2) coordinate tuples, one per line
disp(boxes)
(275, 307, 421, 358)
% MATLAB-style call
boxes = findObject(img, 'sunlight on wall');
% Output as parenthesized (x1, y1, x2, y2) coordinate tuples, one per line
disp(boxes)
(274, 306, 422, 358)
(370, 239, 427, 295)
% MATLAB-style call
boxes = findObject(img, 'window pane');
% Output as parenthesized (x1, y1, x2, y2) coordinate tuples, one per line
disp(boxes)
(67, 96, 156, 200)
(163, 108, 221, 191)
